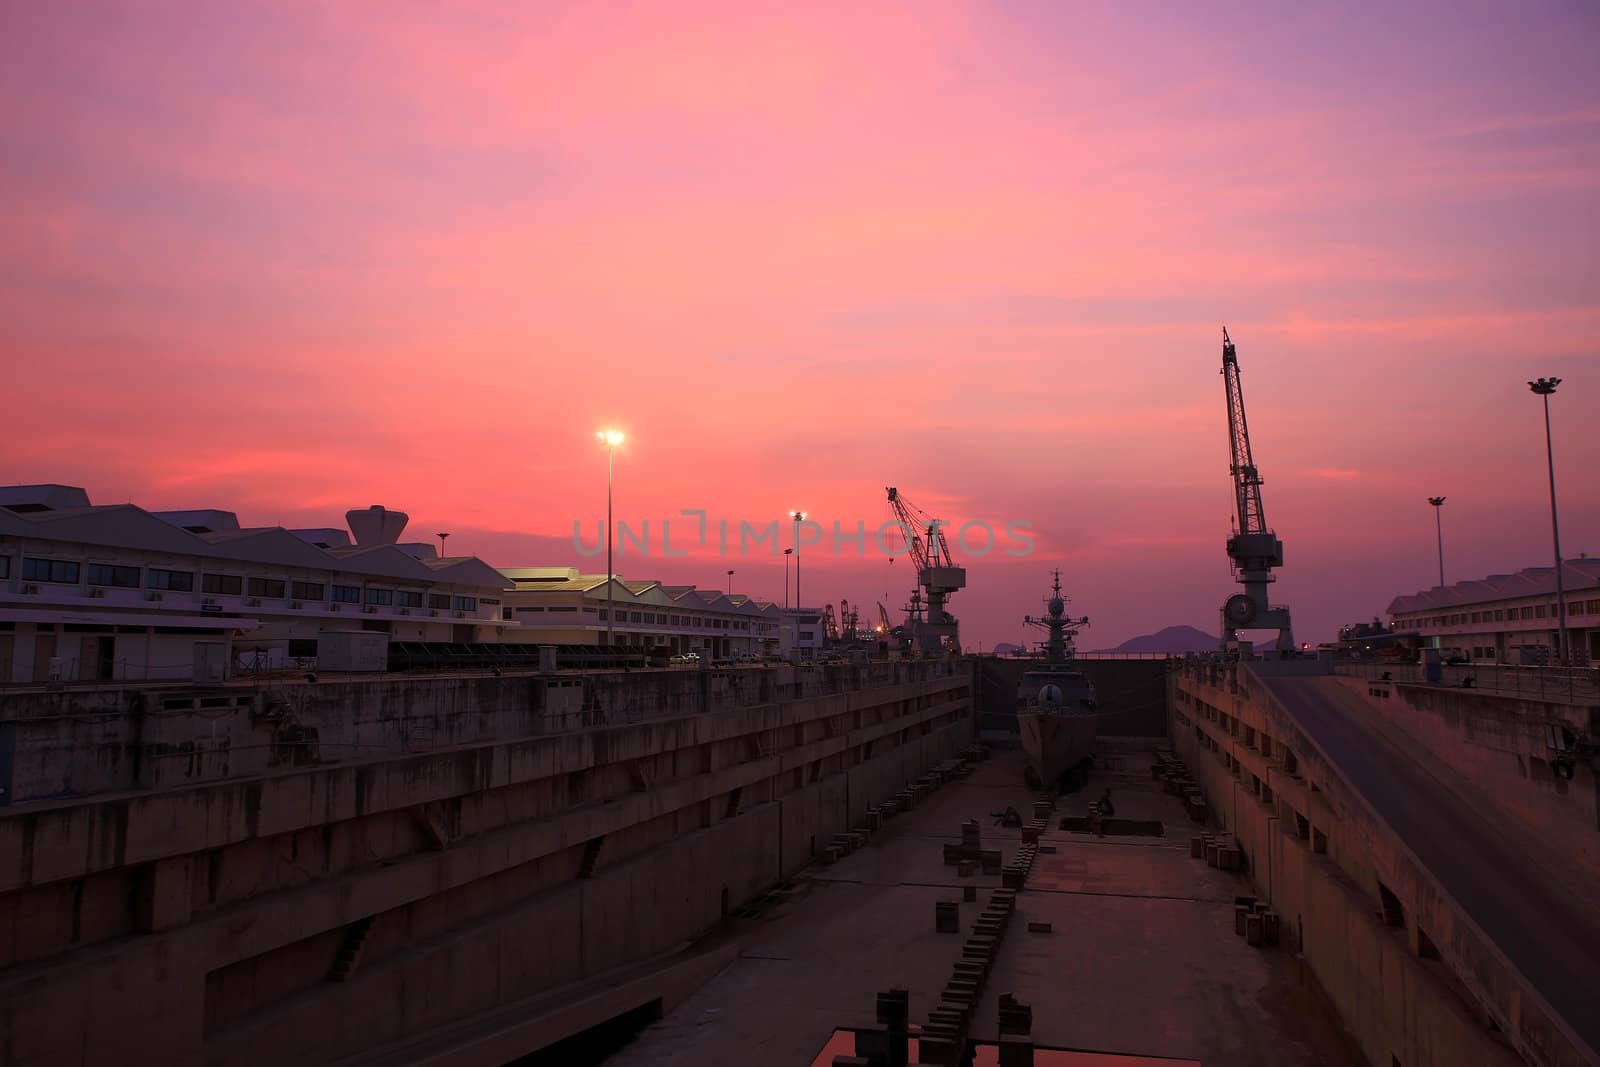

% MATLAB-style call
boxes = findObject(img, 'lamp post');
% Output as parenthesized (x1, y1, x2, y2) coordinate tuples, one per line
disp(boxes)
(596, 430, 624, 648)
(437, 532, 450, 558)
(727, 569, 734, 596)
(1427, 498, 1445, 589)
(791, 511, 806, 655)
(784, 548, 792, 609)
(1528, 378, 1568, 666)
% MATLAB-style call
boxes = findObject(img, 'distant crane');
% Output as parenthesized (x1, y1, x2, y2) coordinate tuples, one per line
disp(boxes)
(877, 601, 892, 634)
(1218, 328, 1295, 653)
(886, 487, 967, 654)
(822, 604, 839, 643)
(840, 598, 859, 641)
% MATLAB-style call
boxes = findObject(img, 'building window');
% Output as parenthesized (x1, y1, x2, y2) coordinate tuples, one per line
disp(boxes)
(331, 584, 362, 603)
(598, 609, 608, 621)
(248, 577, 287, 598)
(0, 556, 8, 579)
(365, 587, 394, 606)
(1534, 605, 1546, 619)
(22, 557, 81, 583)
(453, 596, 477, 611)
(428, 593, 451, 609)
(503, 607, 513, 620)
(149, 568, 195, 591)
(291, 580, 325, 601)
(1494, 610, 1504, 621)
(201, 573, 244, 596)
(396, 590, 424, 607)
(87, 563, 140, 588)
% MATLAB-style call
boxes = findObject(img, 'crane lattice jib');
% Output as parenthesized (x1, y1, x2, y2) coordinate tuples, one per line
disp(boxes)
(885, 486, 953, 571)
(1221, 328, 1268, 535)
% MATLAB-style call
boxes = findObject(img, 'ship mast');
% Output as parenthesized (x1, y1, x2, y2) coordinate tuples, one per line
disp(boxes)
(1023, 569, 1089, 663)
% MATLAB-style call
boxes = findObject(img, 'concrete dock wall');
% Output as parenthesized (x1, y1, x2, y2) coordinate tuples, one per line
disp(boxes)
(0, 661, 974, 1067)
(1170, 665, 1539, 1067)
(1335, 676, 1600, 880)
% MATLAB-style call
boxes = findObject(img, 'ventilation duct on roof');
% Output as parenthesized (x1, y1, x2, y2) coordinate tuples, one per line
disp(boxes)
(347, 505, 409, 546)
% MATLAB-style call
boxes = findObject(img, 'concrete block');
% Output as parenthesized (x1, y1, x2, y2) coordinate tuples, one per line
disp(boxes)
(1026, 921, 1052, 934)
(997, 1033, 1035, 1067)
(963, 885, 977, 902)
(1246, 913, 1264, 947)
(958, 859, 978, 877)
(1020, 826, 1039, 844)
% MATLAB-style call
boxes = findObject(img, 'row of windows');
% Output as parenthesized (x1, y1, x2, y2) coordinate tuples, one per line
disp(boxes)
(1398, 597, 1600, 629)
(9, 556, 479, 610)
(594, 608, 755, 629)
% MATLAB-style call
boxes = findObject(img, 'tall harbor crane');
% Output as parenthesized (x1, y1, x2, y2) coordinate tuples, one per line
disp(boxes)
(1218, 328, 1295, 652)
(886, 486, 967, 653)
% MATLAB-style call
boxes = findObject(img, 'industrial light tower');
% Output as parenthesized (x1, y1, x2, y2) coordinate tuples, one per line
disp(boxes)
(596, 430, 624, 647)
(1528, 377, 1569, 666)
(1218, 328, 1294, 653)
(1428, 497, 1446, 589)
(791, 511, 806, 657)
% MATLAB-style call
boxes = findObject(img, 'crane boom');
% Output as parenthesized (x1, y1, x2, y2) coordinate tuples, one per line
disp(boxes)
(1222, 327, 1268, 536)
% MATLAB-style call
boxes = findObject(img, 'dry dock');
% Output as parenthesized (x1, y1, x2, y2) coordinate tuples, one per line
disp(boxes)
(611, 743, 1362, 1066)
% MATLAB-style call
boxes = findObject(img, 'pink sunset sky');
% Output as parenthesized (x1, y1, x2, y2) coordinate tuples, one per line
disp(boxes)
(2, 2, 1597, 650)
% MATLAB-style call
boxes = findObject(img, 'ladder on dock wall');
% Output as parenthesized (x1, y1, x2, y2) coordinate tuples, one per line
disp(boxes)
(328, 916, 376, 983)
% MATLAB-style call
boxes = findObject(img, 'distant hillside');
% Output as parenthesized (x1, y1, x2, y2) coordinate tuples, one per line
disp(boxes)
(1096, 625, 1218, 654)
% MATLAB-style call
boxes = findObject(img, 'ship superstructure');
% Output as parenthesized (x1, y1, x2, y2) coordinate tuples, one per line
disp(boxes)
(1015, 570, 1098, 791)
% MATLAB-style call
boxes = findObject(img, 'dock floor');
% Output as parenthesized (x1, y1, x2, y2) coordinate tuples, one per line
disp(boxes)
(609, 744, 1363, 1066)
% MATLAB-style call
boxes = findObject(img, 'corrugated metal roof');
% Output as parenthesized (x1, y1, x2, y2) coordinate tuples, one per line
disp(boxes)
(1387, 559, 1600, 614)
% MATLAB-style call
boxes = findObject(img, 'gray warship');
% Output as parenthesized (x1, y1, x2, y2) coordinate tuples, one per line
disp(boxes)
(1016, 570, 1098, 791)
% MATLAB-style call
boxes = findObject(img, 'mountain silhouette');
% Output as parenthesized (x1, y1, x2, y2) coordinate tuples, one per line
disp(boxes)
(1095, 625, 1218, 653)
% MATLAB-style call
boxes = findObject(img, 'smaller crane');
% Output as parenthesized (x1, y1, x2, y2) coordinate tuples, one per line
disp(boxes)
(886, 487, 966, 653)
(822, 604, 839, 643)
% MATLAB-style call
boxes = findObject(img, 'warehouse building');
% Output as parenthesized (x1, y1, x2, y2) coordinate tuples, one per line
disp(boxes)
(1387, 558, 1600, 664)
